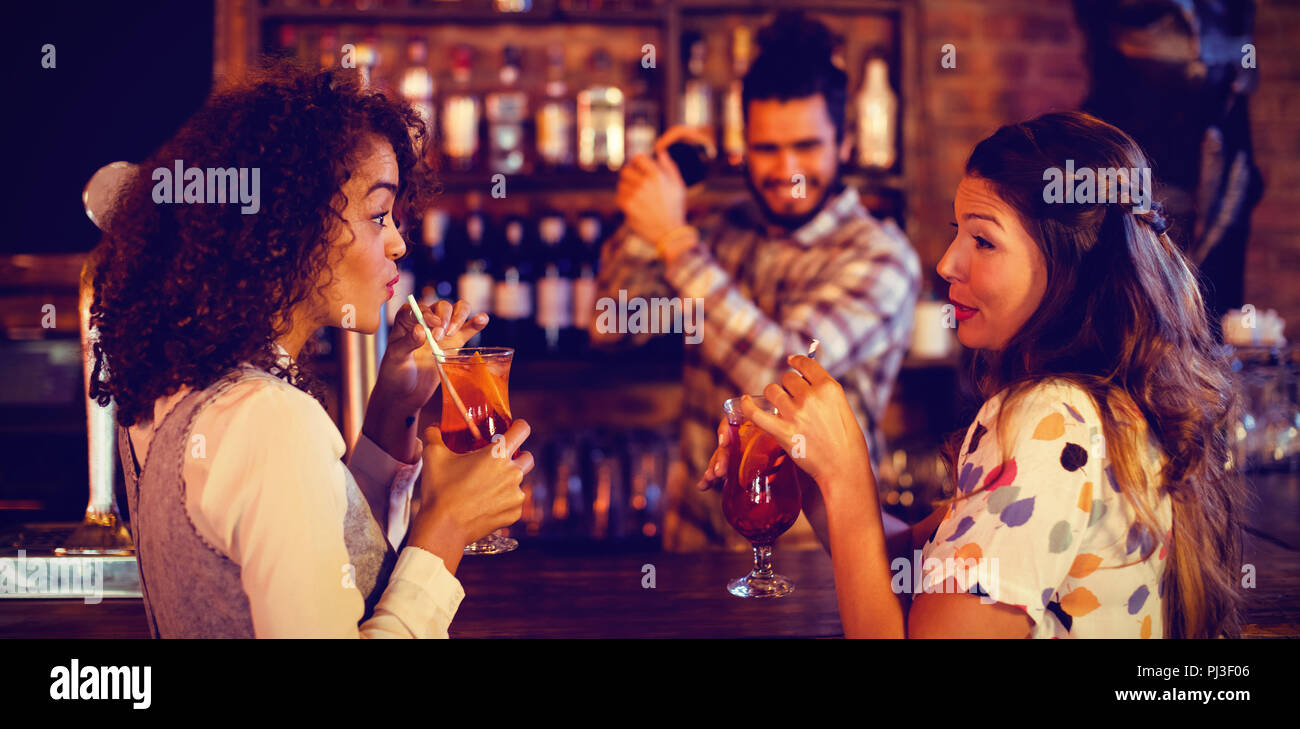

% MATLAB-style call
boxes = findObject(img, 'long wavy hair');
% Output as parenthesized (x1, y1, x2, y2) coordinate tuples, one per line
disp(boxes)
(90, 60, 438, 427)
(942, 111, 1249, 638)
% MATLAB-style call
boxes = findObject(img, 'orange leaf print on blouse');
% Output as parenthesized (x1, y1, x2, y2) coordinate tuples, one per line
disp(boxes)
(1069, 553, 1103, 578)
(954, 543, 983, 561)
(1060, 586, 1101, 617)
(1077, 482, 1092, 512)
(1032, 412, 1065, 440)
(1140, 614, 1152, 639)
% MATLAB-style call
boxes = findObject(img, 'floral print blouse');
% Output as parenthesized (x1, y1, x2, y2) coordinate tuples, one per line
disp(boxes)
(920, 379, 1173, 638)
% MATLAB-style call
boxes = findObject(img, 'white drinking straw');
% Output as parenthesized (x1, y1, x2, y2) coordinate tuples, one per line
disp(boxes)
(407, 295, 483, 443)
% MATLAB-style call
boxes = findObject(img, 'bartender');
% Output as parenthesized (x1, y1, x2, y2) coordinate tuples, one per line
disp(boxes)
(592, 10, 921, 551)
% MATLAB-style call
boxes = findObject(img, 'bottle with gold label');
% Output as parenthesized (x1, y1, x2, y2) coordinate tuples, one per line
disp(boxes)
(536, 45, 575, 171)
(442, 45, 481, 172)
(577, 49, 625, 172)
(855, 55, 897, 170)
(723, 25, 753, 169)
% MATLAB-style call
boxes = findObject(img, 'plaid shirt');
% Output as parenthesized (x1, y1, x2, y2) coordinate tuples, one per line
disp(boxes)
(592, 184, 921, 549)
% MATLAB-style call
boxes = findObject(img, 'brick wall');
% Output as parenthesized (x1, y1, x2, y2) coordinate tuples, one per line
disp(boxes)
(1244, 0, 1300, 336)
(908, 0, 1300, 339)
(910, 0, 1088, 292)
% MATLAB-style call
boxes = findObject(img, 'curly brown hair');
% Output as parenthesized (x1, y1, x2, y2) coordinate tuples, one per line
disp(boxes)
(89, 59, 439, 427)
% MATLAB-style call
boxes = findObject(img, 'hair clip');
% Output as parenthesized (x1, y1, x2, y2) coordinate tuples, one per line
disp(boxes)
(1134, 201, 1170, 235)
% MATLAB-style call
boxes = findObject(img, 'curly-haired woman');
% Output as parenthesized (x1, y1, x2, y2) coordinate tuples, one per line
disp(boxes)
(89, 62, 533, 638)
(700, 112, 1249, 638)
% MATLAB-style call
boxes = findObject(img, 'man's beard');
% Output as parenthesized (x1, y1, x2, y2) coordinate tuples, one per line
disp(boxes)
(743, 164, 845, 231)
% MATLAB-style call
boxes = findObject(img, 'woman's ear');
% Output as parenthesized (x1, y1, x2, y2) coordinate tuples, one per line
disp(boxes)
(838, 131, 854, 165)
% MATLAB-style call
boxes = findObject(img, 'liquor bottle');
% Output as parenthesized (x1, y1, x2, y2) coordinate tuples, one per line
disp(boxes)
(855, 55, 897, 169)
(588, 432, 624, 540)
(571, 210, 605, 352)
(723, 25, 754, 169)
(419, 208, 456, 305)
(485, 45, 530, 176)
(442, 45, 481, 173)
(535, 211, 577, 357)
(576, 49, 625, 172)
(493, 0, 533, 12)
(454, 192, 494, 327)
(355, 32, 379, 88)
(624, 430, 668, 541)
(319, 28, 338, 69)
(399, 36, 436, 146)
(625, 59, 659, 160)
(535, 45, 575, 171)
(491, 216, 540, 356)
(277, 24, 297, 55)
(548, 436, 585, 539)
(681, 32, 712, 129)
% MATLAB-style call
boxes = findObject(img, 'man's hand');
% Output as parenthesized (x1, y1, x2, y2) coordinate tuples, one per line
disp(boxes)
(616, 149, 687, 255)
(616, 124, 717, 263)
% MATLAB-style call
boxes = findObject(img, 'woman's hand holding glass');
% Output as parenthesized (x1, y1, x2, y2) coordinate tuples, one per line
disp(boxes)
(699, 354, 876, 512)
(411, 419, 533, 573)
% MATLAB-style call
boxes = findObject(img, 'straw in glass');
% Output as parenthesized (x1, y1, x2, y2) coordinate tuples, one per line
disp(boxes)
(406, 295, 484, 443)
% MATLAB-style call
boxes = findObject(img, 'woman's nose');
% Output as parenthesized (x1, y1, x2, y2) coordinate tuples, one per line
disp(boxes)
(386, 224, 407, 261)
(936, 241, 963, 283)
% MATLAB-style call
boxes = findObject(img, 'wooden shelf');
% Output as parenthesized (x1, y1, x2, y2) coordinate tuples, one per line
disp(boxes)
(432, 168, 905, 195)
(256, 0, 671, 23)
(217, 0, 921, 242)
(434, 169, 621, 192)
(229, 0, 916, 194)
(675, 0, 903, 14)
(258, 6, 668, 26)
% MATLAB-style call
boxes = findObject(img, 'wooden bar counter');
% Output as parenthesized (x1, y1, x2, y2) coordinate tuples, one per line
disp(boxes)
(1, 531, 1295, 639)
(2, 470, 1296, 638)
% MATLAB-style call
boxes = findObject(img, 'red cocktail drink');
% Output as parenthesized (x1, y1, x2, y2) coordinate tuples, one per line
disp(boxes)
(721, 395, 806, 597)
(439, 347, 518, 555)
(722, 422, 804, 543)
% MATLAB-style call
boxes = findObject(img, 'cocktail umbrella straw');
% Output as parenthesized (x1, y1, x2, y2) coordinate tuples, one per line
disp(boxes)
(407, 296, 483, 443)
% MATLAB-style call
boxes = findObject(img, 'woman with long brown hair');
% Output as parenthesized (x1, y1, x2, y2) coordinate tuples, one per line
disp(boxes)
(701, 111, 1249, 638)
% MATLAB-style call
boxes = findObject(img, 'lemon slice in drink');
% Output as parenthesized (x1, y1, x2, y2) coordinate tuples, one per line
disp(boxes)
(466, 352, 511, 420)
(738, 431, 787, 486)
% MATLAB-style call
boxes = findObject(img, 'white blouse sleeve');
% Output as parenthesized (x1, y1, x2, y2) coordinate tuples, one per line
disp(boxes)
(186, 381, 464, 638)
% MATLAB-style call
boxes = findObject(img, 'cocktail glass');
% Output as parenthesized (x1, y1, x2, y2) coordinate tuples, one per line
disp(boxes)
(721, 395, 807, 598)
(439, 347, 518, 555)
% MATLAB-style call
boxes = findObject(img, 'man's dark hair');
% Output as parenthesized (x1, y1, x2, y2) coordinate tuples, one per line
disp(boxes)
(742, 10, 848, 141)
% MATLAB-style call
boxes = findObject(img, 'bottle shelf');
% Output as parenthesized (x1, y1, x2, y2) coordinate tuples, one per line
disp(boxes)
(238, 0, 914, 199)
(257, 1, 669, 26)
(432, 168, 905, 194)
